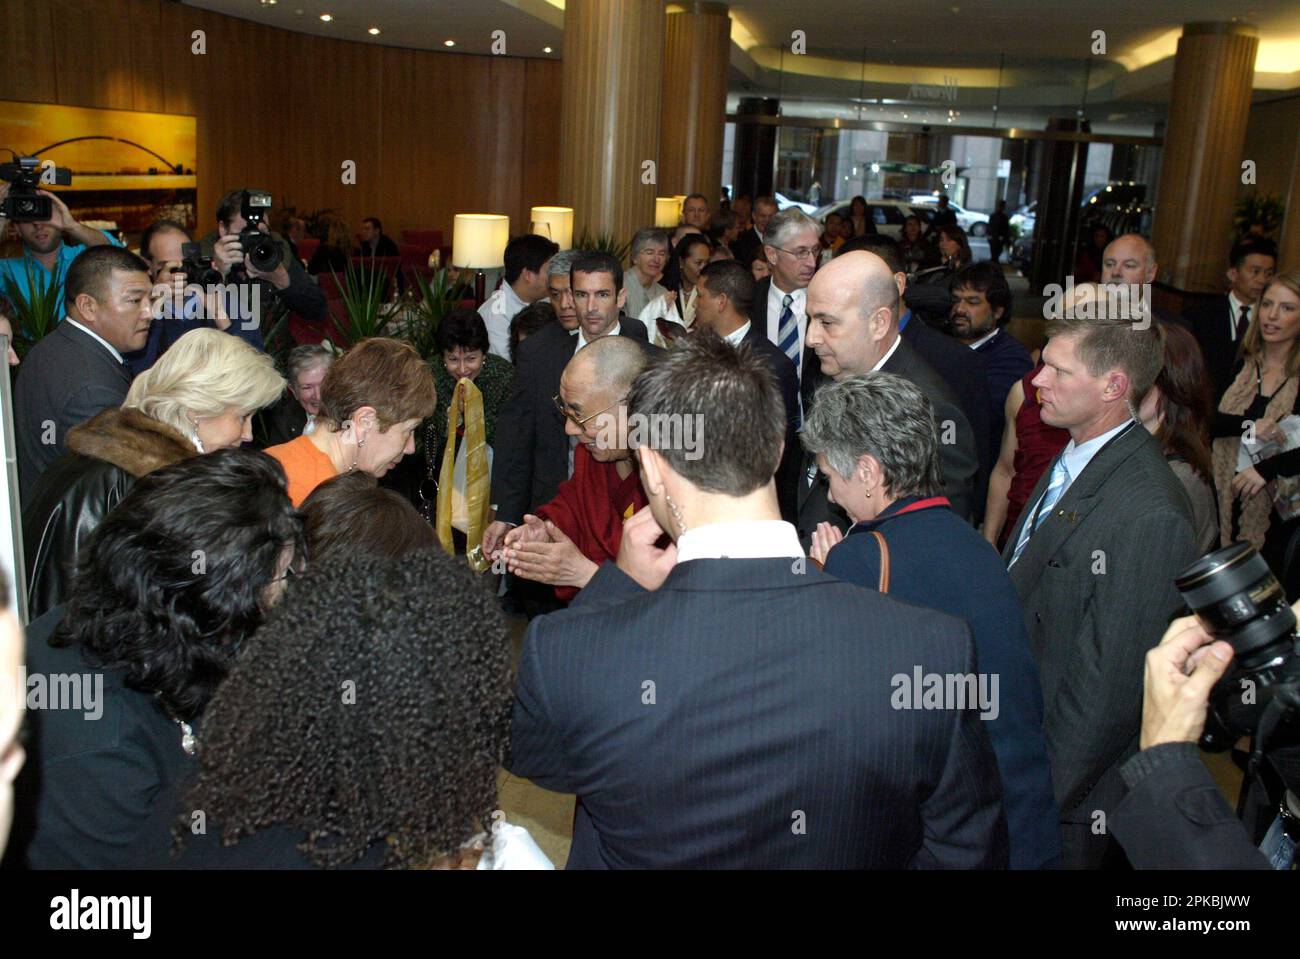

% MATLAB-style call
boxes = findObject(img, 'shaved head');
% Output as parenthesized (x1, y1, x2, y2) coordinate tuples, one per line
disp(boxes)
(572, 334, 648, 395)
(804, 251, 902, 380)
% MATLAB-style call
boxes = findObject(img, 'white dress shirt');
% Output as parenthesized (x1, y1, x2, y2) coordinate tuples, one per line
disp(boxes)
(676, 519, 804, 563)
(871, 333, 903, 372)
(765, 283, 807, 359)
(576, 321, 621, 353)
(64, 316, 124, 364)
(1056, 418, 1136, 500)
(723, 320, 751, 347)
(1227, 291, 1253, 343)
(967, 328, 1000, 351)
(479, 282, 529, 360)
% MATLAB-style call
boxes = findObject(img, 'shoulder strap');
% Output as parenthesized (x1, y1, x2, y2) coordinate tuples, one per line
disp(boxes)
(870, 530, 890, 593)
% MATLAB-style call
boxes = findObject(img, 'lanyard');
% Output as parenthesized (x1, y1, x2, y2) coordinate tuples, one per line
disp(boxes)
(852, 496, 952, 533)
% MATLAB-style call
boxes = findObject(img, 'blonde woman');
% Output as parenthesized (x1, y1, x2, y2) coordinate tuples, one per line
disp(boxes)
(1211, 270, 1300, 588)
(21, 328, 285, 619)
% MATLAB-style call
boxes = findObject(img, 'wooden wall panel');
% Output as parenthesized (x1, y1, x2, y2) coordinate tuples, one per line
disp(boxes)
(660, 3, 731, 199)
(0, 0, 562, 244)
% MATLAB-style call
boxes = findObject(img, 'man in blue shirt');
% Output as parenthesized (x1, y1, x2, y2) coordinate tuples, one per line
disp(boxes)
(0, 184, 121, 320)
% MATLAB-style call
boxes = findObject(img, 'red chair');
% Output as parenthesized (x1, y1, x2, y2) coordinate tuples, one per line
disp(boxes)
(401, 229, 442, 251)
(296, 237, 319, 266)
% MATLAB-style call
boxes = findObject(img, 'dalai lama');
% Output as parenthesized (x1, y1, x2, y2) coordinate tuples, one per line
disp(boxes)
(497, 336, 652, 600)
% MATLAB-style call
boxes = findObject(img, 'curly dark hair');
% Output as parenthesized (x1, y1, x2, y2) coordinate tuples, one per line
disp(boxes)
(55, 448, 304, 724)
(178, 547, 512, 868)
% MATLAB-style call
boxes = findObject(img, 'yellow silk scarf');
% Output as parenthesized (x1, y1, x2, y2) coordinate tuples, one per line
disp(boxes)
(437, 377, 490, 569)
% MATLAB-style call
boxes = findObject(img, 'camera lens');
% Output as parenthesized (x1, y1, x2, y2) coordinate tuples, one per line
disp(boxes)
(1175, 542, 1296, 670)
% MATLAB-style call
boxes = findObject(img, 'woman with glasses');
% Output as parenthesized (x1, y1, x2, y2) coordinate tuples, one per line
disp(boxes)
(497, 336, 651, 601)
(8, 449, 303, 868)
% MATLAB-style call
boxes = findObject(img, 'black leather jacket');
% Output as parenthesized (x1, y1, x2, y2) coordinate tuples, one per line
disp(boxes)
(21, 408, 194, 620)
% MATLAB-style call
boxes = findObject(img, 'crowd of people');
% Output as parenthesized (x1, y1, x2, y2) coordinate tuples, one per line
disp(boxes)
(1, 179, 1298, 871)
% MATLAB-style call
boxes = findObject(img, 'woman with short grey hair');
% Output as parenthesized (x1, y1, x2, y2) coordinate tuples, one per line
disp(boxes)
(802, 370, 1061, 869)
(623, 228, 670, 320)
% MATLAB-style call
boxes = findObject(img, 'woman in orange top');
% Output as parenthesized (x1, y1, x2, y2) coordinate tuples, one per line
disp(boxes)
(266, 337, 436, 506)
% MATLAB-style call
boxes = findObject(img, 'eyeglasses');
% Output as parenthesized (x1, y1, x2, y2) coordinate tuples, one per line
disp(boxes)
(553, 394, 622, 428)
(773, 246, 820, 262)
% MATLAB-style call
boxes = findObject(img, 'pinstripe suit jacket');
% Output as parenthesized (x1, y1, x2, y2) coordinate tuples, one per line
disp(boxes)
(1002, 423, 1196, 839)
(508, 558, 1009, 868)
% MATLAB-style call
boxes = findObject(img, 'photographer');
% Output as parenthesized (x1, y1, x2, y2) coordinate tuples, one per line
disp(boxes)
(1110, 610, 1293, 869)
(127, 218, 265, 374)
(0, 181, 120, 319)
(199, 189, 328, 342)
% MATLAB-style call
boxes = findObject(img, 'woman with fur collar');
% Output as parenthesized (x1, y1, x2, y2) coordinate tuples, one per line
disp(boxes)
(21, 328, 285, 619)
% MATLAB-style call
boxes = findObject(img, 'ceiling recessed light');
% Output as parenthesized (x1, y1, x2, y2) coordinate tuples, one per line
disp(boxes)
(320, 13, 332, 22)
(444, 39, 456, 47)
(543, 46, 552, 53)
(368, 27, 381, 35)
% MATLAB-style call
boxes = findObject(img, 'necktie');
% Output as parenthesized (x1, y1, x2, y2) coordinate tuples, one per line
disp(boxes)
(1009, 455, 1070, 567)
(777, 294, 800, 368)
(1236, 303, 1251, 340)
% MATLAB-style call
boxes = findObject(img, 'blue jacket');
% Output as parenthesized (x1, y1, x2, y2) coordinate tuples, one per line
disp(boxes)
(824, 495, 1061, 868)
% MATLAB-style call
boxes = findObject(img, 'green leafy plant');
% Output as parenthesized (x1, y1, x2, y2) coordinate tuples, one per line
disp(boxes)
(330, 257, 395, 346)
(402, 266, 473, 361)
(573, 228, 631, 265)
(1234, 194, 1284, 238)
(1, 259, 65, 358)
(260, 298, 294, 368)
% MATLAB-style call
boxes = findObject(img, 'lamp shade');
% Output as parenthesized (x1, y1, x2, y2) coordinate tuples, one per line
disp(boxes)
(529, 206, 574, 250)
(655, 197, 679, 227)
(452, 214, 509, 269)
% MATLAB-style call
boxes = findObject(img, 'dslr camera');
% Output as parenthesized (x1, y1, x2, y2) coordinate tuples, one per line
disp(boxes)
(232, 189, 282, 275)
(0, 155, 72, 222)
(176, 242, 223, 286)
(1176, 543, 1300, 768)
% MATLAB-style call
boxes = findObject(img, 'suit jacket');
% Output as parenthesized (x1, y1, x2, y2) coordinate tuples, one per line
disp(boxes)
(749, 276, 819, 394)
(732, 227, 765, 268)
(972, 327, 1034, 470)
(1110, 743, 1271, 869)
(14, 320, 132, 502)
(740, 322, 800, 522)
(1183, 295, 1241, 403)
(508, 558, 1009, 868)
(901, 311, 995, 513)
(254, 391, 309, 449)
(356, 233, 400, 259)
(1001, 423, 1196, 860)
(490, 317, 650, 526)
(796, 337, 980, 546)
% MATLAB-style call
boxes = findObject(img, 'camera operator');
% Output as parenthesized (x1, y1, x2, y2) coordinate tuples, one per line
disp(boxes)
(1110, 610, 1294, 869)
(0, 181, 121, 318)
(126, 218, 264, 374)
(198, 189, 328, 342)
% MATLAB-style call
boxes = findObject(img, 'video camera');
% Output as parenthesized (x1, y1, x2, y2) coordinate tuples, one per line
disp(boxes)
(0, 155, 72, 222)
(1176, 543, 1300, 772)
(231, 189, 282, 276)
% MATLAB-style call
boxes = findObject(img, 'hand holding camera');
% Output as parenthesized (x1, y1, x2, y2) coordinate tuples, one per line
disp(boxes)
(1141, 613, 1235, 749)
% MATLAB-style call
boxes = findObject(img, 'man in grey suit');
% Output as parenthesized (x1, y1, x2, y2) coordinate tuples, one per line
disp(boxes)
(797, 251, 980, 545)
(1002, 296, 1196, 869)
(509, 332, 1008, 868)
(13, 246, 153, 501)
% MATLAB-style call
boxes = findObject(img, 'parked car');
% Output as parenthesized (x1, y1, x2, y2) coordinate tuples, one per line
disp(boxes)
(774, 192, 818, 215)
(909, 194, 990, 236)
(812, 199, 914, 237)
(1010, 201, 1036, 238)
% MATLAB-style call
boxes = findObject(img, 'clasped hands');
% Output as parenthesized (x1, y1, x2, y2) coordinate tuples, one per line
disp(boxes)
(497, 515, 598, 589)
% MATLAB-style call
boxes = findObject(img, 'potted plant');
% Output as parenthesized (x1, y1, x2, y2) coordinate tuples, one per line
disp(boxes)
(573, 228, 631, 265)
(1234, 194, 1284, 238)
(1, 260, 65, 359)
(329, 257, 395, 347)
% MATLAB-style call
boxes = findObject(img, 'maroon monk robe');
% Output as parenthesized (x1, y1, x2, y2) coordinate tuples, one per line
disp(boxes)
(536, 442, 648, 601)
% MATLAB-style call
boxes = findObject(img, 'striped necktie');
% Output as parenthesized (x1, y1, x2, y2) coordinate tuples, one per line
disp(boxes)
(1009, 454, 1070, 567)
(777, 294, 800, 367)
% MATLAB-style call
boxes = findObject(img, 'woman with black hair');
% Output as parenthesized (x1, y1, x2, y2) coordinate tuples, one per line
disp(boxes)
(8, 448, 303, 868)
(640, 233, 713, 346)
(139, 548, 550, 869)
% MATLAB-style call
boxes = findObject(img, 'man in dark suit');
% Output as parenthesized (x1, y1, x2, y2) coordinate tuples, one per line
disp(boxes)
(483, 251, 650, 559)
(1002, 306, 1196, 869)
(1182, 236, 1277, 402)
(14, 246, 153, 501)
(837, 235, 995, 517)
(798, 251, 980, 545)
(508, 333, 1009, 868)
(694, 260, 800, 522)
(355, 216, 400, 259)
(746, 208, 821, 398)
(731, 194, 776, 269)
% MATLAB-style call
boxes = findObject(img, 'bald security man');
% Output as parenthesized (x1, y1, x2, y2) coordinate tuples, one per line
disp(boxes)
(798, 251, 979, 545)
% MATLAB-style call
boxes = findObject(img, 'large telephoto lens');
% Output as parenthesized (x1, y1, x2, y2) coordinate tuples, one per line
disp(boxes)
(1175, 542, 1295, 671)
